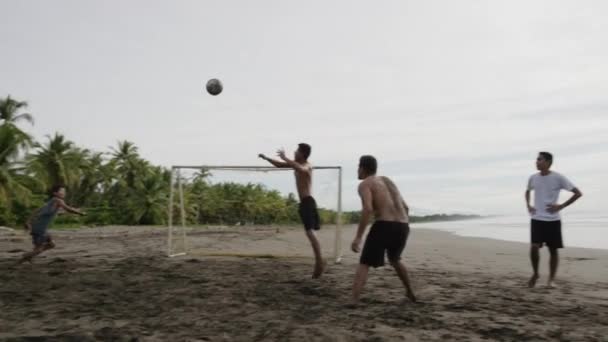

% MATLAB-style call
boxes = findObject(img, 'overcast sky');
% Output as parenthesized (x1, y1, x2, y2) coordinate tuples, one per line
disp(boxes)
(1, 0, 607, 215)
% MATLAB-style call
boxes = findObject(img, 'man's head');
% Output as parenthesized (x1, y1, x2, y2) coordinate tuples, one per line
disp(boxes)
(295, 143, 311, 162)
(50, 184, 66, 200)
(358, 155, 377, 179)
(536, 152, 553, 171)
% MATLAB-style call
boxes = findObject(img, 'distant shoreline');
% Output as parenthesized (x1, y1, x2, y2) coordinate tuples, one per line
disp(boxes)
(43, 213, 485, 230)
(409, 214, 483, 223)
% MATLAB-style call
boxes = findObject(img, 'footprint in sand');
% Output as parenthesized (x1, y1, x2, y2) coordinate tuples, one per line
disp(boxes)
(47, 270, 64, 277)
(298, 286, 323, 296)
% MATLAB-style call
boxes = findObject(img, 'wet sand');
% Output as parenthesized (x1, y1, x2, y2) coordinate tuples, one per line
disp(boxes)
(1, 224, 607, 341)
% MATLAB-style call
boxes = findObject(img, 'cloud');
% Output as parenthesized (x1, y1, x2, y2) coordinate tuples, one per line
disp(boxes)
(1, 1, 606, 216)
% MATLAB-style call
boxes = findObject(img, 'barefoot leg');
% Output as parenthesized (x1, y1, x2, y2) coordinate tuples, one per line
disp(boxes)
(528, 244, 540, 288)
(547, 247, 559, 287)
(352, 264, 369, 302)
(305, 230, 324, 278)
(391, 261, 417, 302)
(18, 245, 45, 264)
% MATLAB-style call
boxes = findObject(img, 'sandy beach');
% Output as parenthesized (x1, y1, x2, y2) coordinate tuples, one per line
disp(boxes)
(1, 224, 607, 341)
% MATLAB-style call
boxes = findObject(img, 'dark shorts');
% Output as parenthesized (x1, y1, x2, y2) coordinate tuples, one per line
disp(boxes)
(531, 219, 563, 249)
(31, 232, 52, 247)
(299, 196, 321, 231)
(360, 221, 410, 267)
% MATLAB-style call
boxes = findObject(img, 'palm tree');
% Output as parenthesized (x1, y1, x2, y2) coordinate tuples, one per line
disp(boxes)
(0, 95, 34, 125)
(110, 140, 144, 188)
(131, 167, 169, 224)
(0, 126, 35, 225)
(193, 168, 212, 181)
(108, 140, 171, 224)
(0, 125, 21, 165)
(0, 163, 31, 211)
(70, 151, 111, 206)
(0, 95, 34, 150)
(0, 96, 36, 225)
(28, 133, 83, 191)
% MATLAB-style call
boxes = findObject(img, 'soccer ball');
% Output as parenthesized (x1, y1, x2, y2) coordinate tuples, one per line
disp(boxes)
(206, 79, 223, 96)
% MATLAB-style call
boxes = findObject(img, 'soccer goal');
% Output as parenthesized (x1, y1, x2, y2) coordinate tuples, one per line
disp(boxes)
(167, 165, 344, 263)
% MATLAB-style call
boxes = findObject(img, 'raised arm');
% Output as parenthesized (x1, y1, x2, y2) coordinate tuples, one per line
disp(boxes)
(258, 153, 290, 168)
(352, 182, 374, 253)
(276, 149, 309, 173)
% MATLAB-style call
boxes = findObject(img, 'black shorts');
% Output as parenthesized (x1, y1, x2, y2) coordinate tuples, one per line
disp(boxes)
(299, 196, 320, 231)
(531, 219, 563, 249)
(360, 221, 410, 267)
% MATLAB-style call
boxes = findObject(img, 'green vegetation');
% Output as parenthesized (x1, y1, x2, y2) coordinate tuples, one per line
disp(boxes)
(1, 95, 479, 228)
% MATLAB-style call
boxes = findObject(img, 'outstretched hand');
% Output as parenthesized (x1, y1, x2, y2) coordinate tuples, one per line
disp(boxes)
(276, 149, 287, 160)
(258, 153, 267, 160)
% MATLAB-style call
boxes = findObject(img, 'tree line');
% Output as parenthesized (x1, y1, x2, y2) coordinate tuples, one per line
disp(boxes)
(1, 96, 478, 228)
(0, 96, 355, 227)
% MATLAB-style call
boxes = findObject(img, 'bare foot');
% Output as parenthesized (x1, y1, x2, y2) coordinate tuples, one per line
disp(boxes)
(528, 274, 539, 288)
(546, 280, 558, 289)
(16, 254, 33, 265)
(406, 291, 417, 303)
(312, 260, 326, 279)
(16, 258, 31, 266)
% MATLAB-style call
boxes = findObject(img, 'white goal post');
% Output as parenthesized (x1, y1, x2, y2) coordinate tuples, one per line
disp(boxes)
(167, 165, 344, 263)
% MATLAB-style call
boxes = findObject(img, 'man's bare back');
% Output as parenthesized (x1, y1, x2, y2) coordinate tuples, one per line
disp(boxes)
(359, 176, 409, 223)
(352, 155, 416, 303)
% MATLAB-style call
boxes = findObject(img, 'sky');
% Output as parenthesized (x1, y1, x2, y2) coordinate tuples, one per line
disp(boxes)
(1, 0, 607, 215)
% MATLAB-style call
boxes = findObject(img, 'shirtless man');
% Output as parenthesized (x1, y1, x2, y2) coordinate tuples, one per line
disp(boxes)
(351, 155, 416, 303)
(259, 143, 324, 278)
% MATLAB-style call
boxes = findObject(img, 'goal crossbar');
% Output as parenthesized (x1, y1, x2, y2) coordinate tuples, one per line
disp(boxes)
(167, 165, 343, 263)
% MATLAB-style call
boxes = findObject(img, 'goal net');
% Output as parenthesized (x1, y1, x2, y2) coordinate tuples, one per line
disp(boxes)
(167, 165, 343, 263)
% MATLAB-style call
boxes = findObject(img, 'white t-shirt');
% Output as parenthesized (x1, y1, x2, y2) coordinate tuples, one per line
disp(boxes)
(527, 171, 575, 221)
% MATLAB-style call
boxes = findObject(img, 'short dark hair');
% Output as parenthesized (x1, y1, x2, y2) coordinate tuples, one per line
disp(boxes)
(539, 152, 553, 163)
(48, 184, 65, 200)
(359, 155, 377, 175)
(298, 143, 311, 160)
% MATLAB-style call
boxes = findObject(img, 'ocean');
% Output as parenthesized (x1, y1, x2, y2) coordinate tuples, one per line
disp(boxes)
(414, 213, 608, 250)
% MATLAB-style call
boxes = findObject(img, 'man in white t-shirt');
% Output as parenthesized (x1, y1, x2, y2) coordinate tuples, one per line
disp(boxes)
(525, 152, 582, 288)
